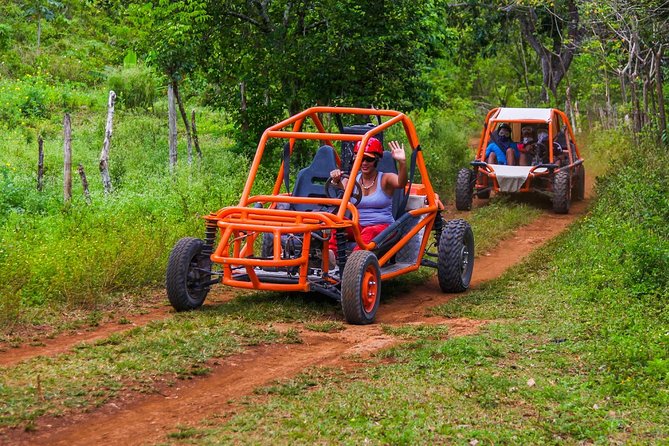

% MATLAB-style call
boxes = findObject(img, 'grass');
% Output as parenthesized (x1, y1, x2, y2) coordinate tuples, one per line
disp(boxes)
(0, 293, 334, 429)
(154, 136, 667, 445)
(463, 196, 543, 254)
(159, 245, 667, 445)
(0, 191, 545, 430)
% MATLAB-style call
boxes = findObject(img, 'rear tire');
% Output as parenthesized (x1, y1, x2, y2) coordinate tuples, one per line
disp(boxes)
(438, 219, 475, 292)
(553, 170, 571, 214)
(166, 237, 212, 311)
(455, 168, 474, 211)
(341, 250, 381, 325)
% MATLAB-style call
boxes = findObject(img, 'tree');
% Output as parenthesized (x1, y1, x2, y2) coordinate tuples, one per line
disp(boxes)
(127, 0, 210, 165)
(585, 0, 668, 139)
(203, 0, 446, 147)
(507, 0, 584, 103)
(23, 0, 63, 54)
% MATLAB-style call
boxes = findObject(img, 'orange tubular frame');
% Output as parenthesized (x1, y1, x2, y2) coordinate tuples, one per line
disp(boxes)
(474, 108, 583, 194)
(206, 106, 439, 292)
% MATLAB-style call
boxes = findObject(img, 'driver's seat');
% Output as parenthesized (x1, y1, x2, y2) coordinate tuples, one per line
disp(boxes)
(291, 145, 338, 211)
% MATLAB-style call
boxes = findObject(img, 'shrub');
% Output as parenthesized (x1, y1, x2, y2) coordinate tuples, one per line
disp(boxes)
(552, 131, 669, 396)
(106, 65, 160, 110)
(410, 107, 477, 198)
(0, 23, 12, 51)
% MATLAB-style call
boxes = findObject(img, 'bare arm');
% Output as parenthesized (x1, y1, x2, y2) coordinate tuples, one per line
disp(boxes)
(383, 141, 408, 194)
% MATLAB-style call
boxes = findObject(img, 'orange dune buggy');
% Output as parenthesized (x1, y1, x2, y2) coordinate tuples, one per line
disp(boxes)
(456, 107, 585, 213)
(166, 107, 474, 324)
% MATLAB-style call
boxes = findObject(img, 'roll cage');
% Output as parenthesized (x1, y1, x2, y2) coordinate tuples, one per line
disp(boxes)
(205, 106, 440, 291)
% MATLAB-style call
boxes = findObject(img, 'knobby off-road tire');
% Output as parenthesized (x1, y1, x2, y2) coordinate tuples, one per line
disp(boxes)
(572, 165, 585, 201)
(341, 250, 381, 325)
(438, 219, 475, 293)
(455, 168, 474, 211)
(552, 169, 571, 214)
(166, 237, 212, 311)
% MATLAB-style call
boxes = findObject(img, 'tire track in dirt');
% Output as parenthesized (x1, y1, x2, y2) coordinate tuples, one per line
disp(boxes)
(1, 190, 592, 446)
(0, 290, 237, 367)
(3, 318, 485, 446)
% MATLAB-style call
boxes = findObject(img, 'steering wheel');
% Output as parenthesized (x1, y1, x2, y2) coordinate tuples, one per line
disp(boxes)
(325, 174, 363, 207)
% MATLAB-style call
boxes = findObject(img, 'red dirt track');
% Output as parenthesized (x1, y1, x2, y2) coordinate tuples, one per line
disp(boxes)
(0, 189, 592, 446)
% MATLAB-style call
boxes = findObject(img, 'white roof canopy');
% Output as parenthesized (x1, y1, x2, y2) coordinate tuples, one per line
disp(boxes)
(492, 108, 553, 123)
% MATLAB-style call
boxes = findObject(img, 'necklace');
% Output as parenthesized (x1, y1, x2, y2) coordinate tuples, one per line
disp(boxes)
(361, 174, 376, 190)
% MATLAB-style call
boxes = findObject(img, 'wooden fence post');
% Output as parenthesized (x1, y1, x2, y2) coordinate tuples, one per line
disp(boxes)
(173, 82, 193, 164)
(656, 47, 667, 143)
(100, 90, 116, 194)
(168, 82, 178, 170)
(78, 164, 91, 204)
(191, 109, 202, 160)
(37, 135, 44, 191)
(63, 114, 72, 203)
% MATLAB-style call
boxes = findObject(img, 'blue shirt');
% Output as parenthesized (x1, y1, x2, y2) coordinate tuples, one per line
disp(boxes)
(486, 141, 519, 165)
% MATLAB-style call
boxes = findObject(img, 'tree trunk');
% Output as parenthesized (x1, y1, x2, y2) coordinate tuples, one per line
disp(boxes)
(63, 114, 72, 203)
(630, 79, 642, 134)
(168, 82, 178, 170)
(656, 48, 667, 142)
(642, 76, 650, 128)
(517, 32, 531, 104)
(604, 69, 613, 129)
(240, 82, 248, 132)
(37, 135, 44, 192)
(173, 82, 193, 164)
(99, 90, 116, 194)
(565, 86, 578, 133)
(78, 164, 91, 204)
(36, 15, 41, 54)
(191, 109, 202, 160)
(516, 0, 582, 105)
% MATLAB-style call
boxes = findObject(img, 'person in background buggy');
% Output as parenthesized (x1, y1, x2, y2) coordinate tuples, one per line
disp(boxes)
(524, 125, 566, 166)
(485, 123, 519, 165)
(518, 125, 537, 166)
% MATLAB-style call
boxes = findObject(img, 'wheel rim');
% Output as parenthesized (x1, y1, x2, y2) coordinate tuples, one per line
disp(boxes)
(186, 256, 209, 297)
(361, 266, 378, 313)
(459, 232, 474, 280)
(460, 245, 470, 277)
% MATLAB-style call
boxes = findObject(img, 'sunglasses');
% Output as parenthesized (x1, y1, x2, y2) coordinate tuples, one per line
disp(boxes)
(362, 156, 376, 163)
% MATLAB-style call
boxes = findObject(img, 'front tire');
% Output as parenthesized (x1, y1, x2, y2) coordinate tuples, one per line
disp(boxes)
(438, 219, 475, 292)
(553, 170, 571, 214)
(341, 250, 381, 325)
(455, 168, 474, 211)
(166, 237, 212, 311)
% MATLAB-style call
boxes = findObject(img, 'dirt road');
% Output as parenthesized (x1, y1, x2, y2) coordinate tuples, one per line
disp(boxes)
(1, 192, 591, 446)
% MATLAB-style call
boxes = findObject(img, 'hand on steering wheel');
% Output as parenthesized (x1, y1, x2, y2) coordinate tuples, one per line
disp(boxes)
(325, 173, 363, 207)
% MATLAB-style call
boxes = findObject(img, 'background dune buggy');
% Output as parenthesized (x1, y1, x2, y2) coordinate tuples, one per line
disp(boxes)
(456, 107, 585, 214)
(166, 107, 474, 324)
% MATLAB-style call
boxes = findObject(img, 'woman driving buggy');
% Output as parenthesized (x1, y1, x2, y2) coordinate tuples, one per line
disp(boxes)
(327, 137, 408, 259)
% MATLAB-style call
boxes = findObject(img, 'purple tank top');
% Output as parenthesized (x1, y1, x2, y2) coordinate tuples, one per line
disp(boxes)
(357, 171, 394, 226)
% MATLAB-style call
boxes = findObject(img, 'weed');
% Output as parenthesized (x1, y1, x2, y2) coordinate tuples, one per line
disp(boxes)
(304, 321, 345, 333)
(381, 323, 450, 340)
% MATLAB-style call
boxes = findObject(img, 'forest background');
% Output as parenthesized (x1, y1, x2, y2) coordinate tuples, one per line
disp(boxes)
(0, 0, 667, 327)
